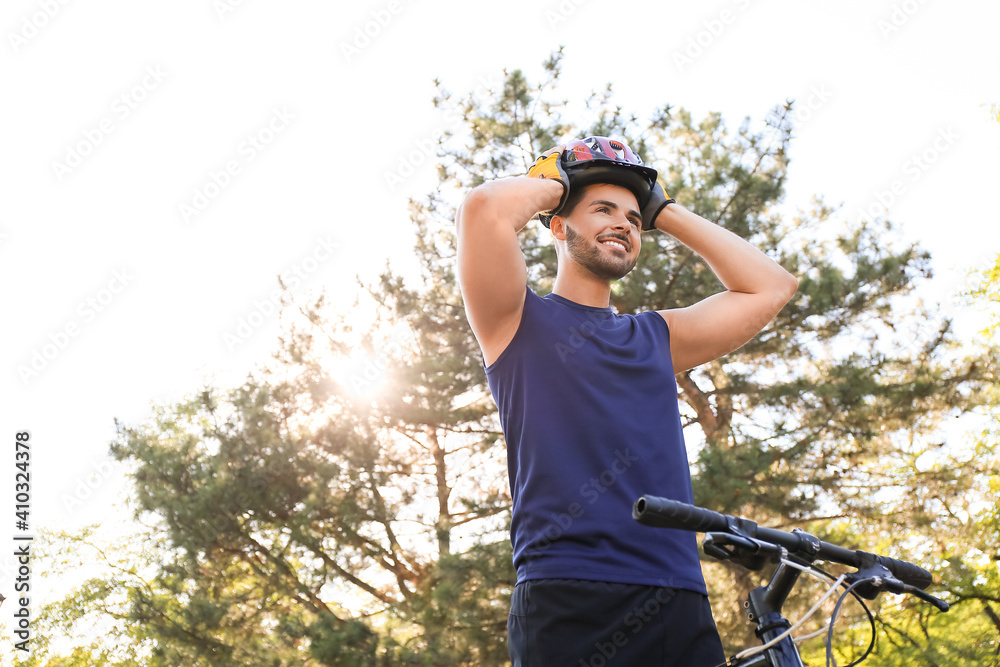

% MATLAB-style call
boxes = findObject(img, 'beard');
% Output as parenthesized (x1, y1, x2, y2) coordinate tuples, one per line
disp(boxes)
(565, 224, 637, 281)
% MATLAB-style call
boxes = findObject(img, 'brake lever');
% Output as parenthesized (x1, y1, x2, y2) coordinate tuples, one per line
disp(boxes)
(845, 567, 950, 612)
(881, 578, 951, 612)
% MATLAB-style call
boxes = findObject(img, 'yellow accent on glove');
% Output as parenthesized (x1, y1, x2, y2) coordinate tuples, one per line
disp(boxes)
(527, 148, 571, 226)
(527, 152, 565, 182)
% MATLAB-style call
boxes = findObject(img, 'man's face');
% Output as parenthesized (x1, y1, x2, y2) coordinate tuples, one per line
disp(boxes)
(555, 183, 642, 281)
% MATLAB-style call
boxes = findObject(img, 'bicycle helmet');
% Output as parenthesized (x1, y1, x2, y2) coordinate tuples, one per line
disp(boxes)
(538, 136, 658, 227)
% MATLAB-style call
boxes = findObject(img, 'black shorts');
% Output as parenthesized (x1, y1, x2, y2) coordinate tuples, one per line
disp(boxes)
(507, 578, 727, 667)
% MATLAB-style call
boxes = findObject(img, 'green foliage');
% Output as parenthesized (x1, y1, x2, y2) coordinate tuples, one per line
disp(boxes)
(429, 49, 996, 658)
(27, 52, 999, 665)
(800, 261, 1000, 665)
(0, 529, 154, 667)
(98, 316, 513, 664)
(307, 615, 377, 666)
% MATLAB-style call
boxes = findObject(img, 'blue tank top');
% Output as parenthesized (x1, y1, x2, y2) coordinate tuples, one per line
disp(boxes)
(486, 287, 707, 593)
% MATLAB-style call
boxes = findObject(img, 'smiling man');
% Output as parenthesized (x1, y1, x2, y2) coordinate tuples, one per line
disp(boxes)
(455, 137, 797, 666)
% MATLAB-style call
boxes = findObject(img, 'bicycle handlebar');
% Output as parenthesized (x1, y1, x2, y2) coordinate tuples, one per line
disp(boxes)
(633, 495, 933, 590)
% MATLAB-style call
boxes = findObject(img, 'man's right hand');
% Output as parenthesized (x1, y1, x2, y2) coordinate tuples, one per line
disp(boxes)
(527, 145, 570, 218)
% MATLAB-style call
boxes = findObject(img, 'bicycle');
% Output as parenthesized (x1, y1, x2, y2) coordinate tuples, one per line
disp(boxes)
(632, 495, 950, 666)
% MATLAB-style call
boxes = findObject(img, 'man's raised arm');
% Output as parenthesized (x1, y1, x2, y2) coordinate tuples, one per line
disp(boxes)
(653, 203, 799, 374)
(456, 176, 563, 366)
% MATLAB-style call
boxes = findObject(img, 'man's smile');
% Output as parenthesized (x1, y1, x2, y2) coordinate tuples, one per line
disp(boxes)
(598, 236, 630, 253)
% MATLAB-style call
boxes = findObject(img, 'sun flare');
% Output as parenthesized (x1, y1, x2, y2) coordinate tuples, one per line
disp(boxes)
(326, 351, 391, 401)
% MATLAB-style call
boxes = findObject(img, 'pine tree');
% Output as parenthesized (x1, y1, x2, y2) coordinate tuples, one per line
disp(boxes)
(25, 51, 997, 664)
(427, 49, 996, 652)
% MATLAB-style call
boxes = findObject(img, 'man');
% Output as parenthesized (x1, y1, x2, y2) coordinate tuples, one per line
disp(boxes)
(455, 137, 798, 665)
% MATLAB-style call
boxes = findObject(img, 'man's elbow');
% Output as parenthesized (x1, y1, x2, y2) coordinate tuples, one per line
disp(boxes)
(455, 185, 492, 229)
(776, 269, 799, 305)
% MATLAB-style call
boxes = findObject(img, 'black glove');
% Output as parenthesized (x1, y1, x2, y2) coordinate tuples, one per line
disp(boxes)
(640, 177, 675, 231)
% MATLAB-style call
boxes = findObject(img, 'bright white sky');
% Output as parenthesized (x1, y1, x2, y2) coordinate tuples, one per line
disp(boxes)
(1, 0, 998, 629)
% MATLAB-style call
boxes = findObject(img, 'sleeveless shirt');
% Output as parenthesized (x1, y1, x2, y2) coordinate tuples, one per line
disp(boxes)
(485, 287, 707, 593)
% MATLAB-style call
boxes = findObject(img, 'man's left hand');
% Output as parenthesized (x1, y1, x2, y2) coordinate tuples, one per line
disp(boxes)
(640, 177, 675, 231)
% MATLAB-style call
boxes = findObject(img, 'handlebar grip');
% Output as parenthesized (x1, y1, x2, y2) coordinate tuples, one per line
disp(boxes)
(870, 553, 933, 590)
(634, 496, 936, 591)
(632, 496, 729, 532)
